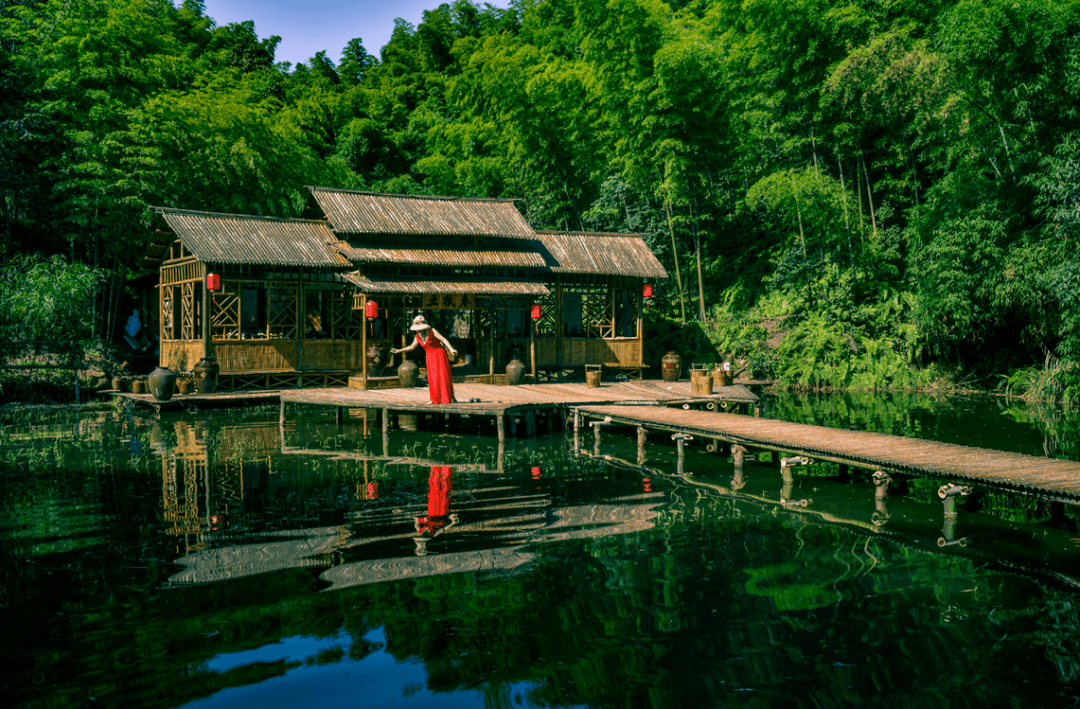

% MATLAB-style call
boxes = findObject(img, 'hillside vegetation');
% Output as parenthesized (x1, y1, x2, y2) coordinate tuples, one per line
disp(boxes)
(3, 0, 1080, 398)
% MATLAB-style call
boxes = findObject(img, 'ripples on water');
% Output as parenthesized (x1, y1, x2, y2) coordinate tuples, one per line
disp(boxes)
(0, 395, 1079, 708)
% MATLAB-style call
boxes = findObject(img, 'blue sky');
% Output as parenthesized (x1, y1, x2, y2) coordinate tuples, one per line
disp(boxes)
(201, 0, 513, 68)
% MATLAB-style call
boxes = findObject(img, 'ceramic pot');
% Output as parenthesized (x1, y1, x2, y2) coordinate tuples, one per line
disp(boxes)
(661, 351, 682, 382)
(366, 344, 387, 377)
(177, 379, 193, 395)
(398, 359, 420, 388)
(131, 379, 147, 395)
(111, 375, 124, 391)
(147, 366, 176, 401)
(505, 352, 526, 386)
(193, 357, 219, 394)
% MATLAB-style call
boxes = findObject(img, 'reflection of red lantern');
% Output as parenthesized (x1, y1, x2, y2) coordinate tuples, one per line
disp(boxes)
(643, 477, 652, 493)
(531, 303, 542, 320)
(643, 283, 653, 298)
(206, 273, 221, 291)
(365, 300, 378, 319)
(531, 466, 541, 479)
(367, 482, 380, 500)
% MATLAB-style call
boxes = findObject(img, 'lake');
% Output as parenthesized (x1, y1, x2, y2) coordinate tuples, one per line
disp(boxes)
(1, 392, 1078, 708)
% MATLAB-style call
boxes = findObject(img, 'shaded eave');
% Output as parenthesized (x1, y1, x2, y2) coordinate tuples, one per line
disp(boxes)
(534, 231, 668, 279)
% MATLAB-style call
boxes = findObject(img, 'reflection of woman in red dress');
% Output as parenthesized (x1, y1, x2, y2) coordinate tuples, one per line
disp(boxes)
(392, 315, 457, 404)
(414, 466, 456, 555)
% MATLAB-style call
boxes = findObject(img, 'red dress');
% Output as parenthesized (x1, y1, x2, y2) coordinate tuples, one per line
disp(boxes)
(416, 331, 455, 404)
(416, 466, 453, 535)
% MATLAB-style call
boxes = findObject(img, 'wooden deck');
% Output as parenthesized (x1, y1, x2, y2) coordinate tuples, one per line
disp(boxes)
(281, 381, 760, 416)
(575, 404, 1080, 501)
(113, 390, 281, 412)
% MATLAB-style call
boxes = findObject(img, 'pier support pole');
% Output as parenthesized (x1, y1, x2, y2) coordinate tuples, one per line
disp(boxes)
(872, 471, 892, 528)
(573, 410, 581, 455)
(279, 401, 286, 444)
(637, 427, 647, 465)
(938, 483, 972, 546)
(593, 420, 602, 457)
(779, 457, 811, 506)
(526, 409, 536, 437)
(671, 433, 693, 476)
(336, 407, 343, 427)
(496, 413, 506, 472)
(382, 407, 390, 457)
(731, 444, 749, 490)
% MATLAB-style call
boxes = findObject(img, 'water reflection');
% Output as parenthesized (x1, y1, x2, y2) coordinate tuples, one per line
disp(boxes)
(2, 400, 1080, 708)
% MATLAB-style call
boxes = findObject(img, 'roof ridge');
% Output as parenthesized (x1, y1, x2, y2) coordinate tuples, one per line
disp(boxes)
(151, 206, 328, 224)
(535, 230, 651, 238)
(305, 186, 523, 204)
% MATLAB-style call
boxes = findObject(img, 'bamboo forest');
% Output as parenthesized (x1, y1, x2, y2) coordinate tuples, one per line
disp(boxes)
(3, 0, 1080, 397)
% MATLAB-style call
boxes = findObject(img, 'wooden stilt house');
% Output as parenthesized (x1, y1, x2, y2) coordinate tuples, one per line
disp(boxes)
(142, 189, 666, 390)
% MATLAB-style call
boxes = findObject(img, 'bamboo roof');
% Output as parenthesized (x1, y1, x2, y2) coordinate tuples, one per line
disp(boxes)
(307, 186, 535, 239)
(334, 240, 546, 269)
(536, 231, 668, 279)
(143, 208, 348, 268)
(340, 273, 549, 296)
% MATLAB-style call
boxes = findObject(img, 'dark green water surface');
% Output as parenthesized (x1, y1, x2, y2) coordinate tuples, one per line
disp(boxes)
(1, 392, 1079, 708)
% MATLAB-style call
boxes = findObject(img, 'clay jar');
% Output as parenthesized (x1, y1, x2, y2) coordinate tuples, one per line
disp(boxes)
(193, 357, 220, 394)
(505, 351, 526, 386)
(366, 344, 387, 377)
(661, 351, 682, 382)
(398, 358, 420, 388)
(147, 366, 177, 401)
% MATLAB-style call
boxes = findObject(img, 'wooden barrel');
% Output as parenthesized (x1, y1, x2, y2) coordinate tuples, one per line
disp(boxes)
(690, 368, 713, 396)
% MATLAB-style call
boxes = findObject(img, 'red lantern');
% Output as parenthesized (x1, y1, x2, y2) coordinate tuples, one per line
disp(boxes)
(643, 283, 653, 298)
(531, 466, 541, 479)
(531, 303, 542, 320)
(206, 273, 221, 291)
(365, 300, 378, 319)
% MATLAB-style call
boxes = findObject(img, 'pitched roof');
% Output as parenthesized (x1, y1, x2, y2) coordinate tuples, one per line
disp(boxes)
(536, 231, 668, 279)
(307, 186, 535, 239)
(333, 240, 546, 269)
(339, 273, 549, 297)
(143, 208, 348, 269)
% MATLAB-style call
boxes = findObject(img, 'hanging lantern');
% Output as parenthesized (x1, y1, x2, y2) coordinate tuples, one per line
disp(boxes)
(643, 477, 653, 493)
(642, 283, 654, 298)
(531, 466, 541, 479)
(531, 303, 542, 320)
(206, 273, 221, 292)
(365, 300, 379, 319)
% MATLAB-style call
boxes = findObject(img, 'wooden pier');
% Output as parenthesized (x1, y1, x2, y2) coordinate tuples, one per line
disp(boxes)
(574, 404, 1080, 501)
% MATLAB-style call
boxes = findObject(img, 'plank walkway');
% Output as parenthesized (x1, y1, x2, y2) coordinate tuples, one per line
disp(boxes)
(575, 404, 1080, 501)
(281, 381, 759, 417)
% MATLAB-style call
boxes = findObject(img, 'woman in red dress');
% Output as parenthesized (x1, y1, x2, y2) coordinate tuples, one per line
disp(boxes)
(391, 315, 458, 404)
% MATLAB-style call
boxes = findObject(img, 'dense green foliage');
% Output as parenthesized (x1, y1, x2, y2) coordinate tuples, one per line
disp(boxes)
(4, 0, 1080, 393)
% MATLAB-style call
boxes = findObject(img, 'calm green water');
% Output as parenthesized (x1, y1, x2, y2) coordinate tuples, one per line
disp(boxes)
(2, 393, 1079, 709)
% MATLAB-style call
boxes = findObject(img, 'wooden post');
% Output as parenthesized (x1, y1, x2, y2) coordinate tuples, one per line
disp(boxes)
(573, 409, 580, 455)
(496, 413, 505, 447)
(555, 278, 563, 380)
(360, 294, 368, 389)
(526, 409, 536, 437)
(200, 263, 210, 359)
(637, 426, 647, 465)
(296, 268, 304, 374)
(489, 306, 496, 380)
(593, 421, 602, 456)
(530, 315, 537, 381)
(336, 406, 343, 426)
(382, 406, 389, 456)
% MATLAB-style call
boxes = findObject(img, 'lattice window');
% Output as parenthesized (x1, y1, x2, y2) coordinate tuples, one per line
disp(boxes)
(562, 285, 618, 339)
(211, 282, 241, 340)
(267, 282, 297, 339)
(181, 282, 198, 340)
(533, 290, 557, 337)
(329, 288, 361, 340)
(162, 286, 175, 340)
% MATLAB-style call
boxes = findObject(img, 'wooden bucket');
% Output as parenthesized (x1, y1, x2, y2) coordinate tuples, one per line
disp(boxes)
(712, 366, 733, 388)
(585, 364, 602, 388)
(690, 366, 713, 396)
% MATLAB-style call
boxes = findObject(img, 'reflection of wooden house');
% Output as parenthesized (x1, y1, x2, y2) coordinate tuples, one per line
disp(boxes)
(143, 188, 666, 390)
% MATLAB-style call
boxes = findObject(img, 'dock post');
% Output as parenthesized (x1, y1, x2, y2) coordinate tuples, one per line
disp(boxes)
(526, 409, 536, 437)
(279, 400, 286, 428)
(637, 427, 647, 465)
(382, 407, 390, 457)
(336, 407, 343, 426)
(731, 444, 749, 490)
(872, 471, 892, 528)
(573, 410, 581, 455)
(671, 433, 693, 475)
(497, 413, 506, 447)
(938, 483, 972, 546)
(779, 457, 811, 506)
(593, 420, 602, 456)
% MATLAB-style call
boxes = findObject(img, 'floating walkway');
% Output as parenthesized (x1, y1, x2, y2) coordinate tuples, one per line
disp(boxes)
(574, 404, 1080, 501)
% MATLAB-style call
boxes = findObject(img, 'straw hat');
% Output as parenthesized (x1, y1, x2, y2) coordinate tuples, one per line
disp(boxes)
(409, 315, 431, 331)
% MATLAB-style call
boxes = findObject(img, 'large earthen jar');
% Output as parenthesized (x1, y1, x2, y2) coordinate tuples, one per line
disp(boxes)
(398, 358, 419, 388)
(661, 351, 682, 382)
(366, 343, 387, 377)
(147, 366, 176, 401)
(193, 357, 219, 394)
(505, 351, 526, 386)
